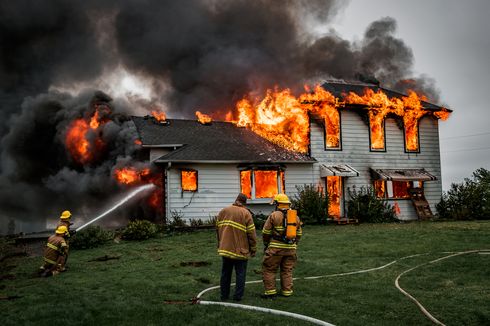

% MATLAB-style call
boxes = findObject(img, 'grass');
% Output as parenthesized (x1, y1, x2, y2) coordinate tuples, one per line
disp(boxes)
(1, 221, 489, 325)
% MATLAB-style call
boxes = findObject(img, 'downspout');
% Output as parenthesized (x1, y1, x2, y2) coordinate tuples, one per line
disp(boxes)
(164, 161, 171, 224)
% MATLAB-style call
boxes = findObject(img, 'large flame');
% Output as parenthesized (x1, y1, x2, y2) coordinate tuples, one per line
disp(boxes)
(151, 110, 167, 123)
(254, 170, 278, 198)
(240, 170, 252, 198)
(327, 176, 341, 219)
(65, 108, 107, 164)
(234, 85, 450, 154)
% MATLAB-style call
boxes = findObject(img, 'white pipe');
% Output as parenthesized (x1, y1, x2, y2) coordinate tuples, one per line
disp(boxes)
(76, 184, 155, 232)
(199, 300, 335, 326)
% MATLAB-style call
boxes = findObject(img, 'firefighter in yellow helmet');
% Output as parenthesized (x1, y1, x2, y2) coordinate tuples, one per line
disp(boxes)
(38, 225, 69, 277)
(261, 193, 302, 298)
(57, 210, 75, 236)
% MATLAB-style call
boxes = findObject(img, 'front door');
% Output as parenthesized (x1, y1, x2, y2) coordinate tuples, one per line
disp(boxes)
(326, 176, 342, 219)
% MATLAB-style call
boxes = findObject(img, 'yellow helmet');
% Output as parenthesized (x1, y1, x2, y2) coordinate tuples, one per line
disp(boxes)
(55, 225, 68, 235)
(60, 210, 72, 220)
(273, 193, 290, 204)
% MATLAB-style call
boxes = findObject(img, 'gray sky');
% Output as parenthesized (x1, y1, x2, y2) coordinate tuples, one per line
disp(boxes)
(329, 0, 490, 190)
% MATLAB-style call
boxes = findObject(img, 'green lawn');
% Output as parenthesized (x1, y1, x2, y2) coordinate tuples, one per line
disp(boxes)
(1, 221, 489, 326)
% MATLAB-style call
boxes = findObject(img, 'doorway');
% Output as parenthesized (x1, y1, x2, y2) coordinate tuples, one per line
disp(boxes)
(326, 176, 342, 219)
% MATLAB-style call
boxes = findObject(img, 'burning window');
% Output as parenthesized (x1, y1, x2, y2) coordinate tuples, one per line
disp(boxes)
(369, 112, 386, 151)
(374, 180, 423, 199)
(181, 170, 198, 191)
(404, 118, 420, 152)
(325, 109, 341, 149)
(240, 169, 285, 199)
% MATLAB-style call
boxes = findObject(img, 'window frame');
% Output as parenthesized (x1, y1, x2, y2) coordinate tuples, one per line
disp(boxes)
(180, 168, 198, 192)
(373, 180, 424, 200)
(239, 166, 286, 202)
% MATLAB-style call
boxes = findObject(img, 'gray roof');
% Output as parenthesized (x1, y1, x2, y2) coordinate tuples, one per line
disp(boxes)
(321, 81, 451, 112)
(132, 117, 316, 164)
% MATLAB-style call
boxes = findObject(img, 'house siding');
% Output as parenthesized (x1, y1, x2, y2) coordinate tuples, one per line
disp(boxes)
(309, 110, 442, 220)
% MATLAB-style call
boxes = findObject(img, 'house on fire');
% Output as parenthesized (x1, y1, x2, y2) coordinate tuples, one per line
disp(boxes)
(132, 80, 451, 222)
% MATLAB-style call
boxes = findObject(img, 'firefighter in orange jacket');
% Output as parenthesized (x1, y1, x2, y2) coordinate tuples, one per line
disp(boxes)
(38, 225, 69, 277)
(216, 193, 257, 301)
(262, 194, 302, 298)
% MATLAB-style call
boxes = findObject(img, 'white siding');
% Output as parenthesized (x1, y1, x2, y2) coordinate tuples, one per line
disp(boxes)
(310, 110, 442, 220)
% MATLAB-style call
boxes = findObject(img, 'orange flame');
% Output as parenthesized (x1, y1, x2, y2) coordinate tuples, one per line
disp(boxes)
(240, 170, 252, 198)
(196, 111, 212, 124)
(134, 139, 142, 145)
(327, 176, 341, 219)
(254, 170, 278, 198)
(434, 109, 451, 121)
(65, 108, 107, 164)
(114, 167, 151, 185)
(181, 170, 197, 191)
(151, 110, 167, 122)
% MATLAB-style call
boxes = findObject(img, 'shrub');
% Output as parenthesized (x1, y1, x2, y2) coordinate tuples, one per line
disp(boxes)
(122, 220, 158, 240)
(346, 186, 397, 223)
(252, 213, 268, 230)
(436, 168, 490, 220)
(70, 226, 114, 250)
(168, 210, 187, 228)
(291, 184, 329, 225)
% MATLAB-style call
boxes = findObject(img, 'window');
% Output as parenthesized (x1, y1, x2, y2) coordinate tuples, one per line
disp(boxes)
(373, 180, 423, 199)
(404, 118, 421, 152)
(325, 109, 341, 150)
(181, 169, 197, 191)
(369, 112, 386, 151)
(240, 168, 285, 200)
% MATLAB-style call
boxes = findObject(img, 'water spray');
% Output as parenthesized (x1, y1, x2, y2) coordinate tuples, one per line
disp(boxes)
(76, 184, 156, 232)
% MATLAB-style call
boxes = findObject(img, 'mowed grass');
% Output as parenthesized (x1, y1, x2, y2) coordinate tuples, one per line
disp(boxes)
(1, 221, 489, 326)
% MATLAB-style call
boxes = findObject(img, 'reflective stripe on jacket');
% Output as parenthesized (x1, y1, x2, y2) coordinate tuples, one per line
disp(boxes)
(262, 210, 302, 250)
(216, 203, 257, 260)
(43, 235, 67, 265)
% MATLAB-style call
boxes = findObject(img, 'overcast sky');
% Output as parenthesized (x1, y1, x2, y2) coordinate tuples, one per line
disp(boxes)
(328, 0, 490, 190)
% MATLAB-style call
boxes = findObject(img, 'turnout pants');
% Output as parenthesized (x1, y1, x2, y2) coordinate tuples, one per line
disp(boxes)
(262, 248, 297, 296)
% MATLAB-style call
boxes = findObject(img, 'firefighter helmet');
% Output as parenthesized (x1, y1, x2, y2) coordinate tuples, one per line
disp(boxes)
(273, 193, 291, 204)
(60, 210, 71, 220)
(55, 225, 68, 235)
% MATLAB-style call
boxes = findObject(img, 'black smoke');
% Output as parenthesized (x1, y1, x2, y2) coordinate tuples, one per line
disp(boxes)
(0, 1, 441, 231)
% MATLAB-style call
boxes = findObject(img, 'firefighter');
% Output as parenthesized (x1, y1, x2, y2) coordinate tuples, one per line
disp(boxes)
(261, 193, 302, 298)
(57, 210, 75, 237)
(38, 225, 69, 277)
(216, 193, 257, 301)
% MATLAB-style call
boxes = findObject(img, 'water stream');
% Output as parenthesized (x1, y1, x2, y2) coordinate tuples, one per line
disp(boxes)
(76, 184, 156, 232)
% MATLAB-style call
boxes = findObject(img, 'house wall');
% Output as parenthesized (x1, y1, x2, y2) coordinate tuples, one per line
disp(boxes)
(164, 163, 315, 221)
(309, 110, 442, 220)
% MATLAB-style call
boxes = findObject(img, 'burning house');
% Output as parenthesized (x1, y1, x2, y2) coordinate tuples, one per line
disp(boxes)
(132, 80, 451, 222)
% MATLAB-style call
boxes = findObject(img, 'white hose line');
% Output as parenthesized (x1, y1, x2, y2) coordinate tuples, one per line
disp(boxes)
(76, 184, 155, 232)
(394, 250, 489, 326)
(199, 300, 335, 326)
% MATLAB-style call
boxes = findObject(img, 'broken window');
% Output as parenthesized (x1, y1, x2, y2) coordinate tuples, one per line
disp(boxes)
(325, 109, 341, 150)
(369, 112, 386, 151)
(373, 180, 423, 199)
(240, 168, 285, 199)
(181, 169, 198, 191)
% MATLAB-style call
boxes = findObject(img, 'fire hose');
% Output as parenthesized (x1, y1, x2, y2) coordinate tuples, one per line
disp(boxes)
(76, 184, 155, 232)
(194, 250, 490, 326)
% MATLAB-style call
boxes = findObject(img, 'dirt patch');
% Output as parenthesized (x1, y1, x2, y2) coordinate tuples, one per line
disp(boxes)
(179, 261, 211, 267)
(0, 295, 22, 301)
(88, 255, 121, 262)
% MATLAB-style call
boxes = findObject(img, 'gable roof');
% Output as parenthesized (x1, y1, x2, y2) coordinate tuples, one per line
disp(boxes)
(132, 117, 315, 164)
(322, 80, 451, 112)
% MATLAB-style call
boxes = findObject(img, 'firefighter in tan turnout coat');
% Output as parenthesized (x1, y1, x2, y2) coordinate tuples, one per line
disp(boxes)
(216, 193, 257, 301)
(262, 194, 302, 298)
(38, 225, 69, 277)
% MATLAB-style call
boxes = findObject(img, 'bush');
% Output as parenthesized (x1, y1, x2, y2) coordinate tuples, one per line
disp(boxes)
(168, 210, 187, 228)
(437, 168, 490, 220)
(252, 213, 267, 230)
(122, 220, 158, 240)
(291, 185, 329, 225)
(70, 226, 114, 250)
(346, 186, 397, 223)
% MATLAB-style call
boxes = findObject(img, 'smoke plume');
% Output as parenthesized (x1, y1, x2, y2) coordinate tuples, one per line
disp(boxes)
(0, 0, 441, 231)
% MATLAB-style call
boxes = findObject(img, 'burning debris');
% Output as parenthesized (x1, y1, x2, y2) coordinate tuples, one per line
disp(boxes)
(195, 111, 212, 125)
